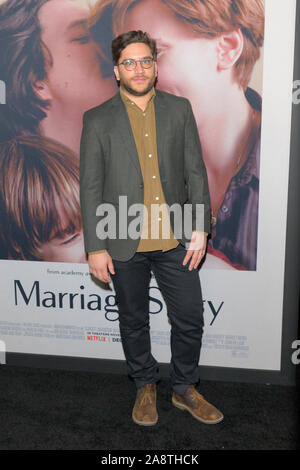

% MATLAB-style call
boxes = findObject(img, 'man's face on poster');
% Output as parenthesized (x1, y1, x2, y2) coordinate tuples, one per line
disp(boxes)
(37, 0, 116, 116)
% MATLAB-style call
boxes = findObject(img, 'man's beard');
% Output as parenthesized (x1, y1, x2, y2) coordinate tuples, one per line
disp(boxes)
(120, 75, 156, 97)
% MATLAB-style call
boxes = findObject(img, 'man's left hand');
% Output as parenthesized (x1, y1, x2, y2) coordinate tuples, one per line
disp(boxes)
(183, 231, 207, 270)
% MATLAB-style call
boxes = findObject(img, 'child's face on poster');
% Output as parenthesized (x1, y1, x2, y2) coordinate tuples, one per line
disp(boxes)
(36, 229, 86, 263)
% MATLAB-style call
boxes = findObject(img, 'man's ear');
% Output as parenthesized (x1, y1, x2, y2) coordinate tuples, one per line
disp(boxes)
(216, 29, 244, 71)
(113, 65, 120, 82)
(33, 79, 52, 101)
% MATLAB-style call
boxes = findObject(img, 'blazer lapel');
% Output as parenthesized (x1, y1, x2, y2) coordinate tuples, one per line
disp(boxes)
(110, 92, 143, 180)
(109, 90, 168, 181)
(154, 91, 168, 181)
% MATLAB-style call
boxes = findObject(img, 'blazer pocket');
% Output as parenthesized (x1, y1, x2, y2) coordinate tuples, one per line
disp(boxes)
(178, 188, 189, 205)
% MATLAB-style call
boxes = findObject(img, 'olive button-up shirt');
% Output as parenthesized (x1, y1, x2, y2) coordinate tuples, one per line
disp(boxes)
(121, 88, 179, 252)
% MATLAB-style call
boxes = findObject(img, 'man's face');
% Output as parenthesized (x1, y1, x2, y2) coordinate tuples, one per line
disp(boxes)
(114, 42, 157, 97)
(121, 0, 221, 123)
(38, 0, 116, 117)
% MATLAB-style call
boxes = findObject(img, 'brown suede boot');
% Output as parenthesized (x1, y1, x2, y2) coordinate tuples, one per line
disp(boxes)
(132, 383, 158, 426)
(172, 385, 223, 424)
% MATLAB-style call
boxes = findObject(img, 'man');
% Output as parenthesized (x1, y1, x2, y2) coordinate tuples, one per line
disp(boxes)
(89, 0, 264, 270)
(80, 30, 223, 426)
(0, 0, 116, 154)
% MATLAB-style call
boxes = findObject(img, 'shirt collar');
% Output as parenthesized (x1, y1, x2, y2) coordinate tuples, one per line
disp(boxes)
(238, 134, 261, 183)
(234, 88, 262, 185)
(120, 87, 156, 107)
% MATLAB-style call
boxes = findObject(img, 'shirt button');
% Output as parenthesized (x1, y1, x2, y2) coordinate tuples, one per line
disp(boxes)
(143, 113, 146, 116)
(222, 205, 229, 213)
(158, 218, 162, 221)
(155, 197, 159, 200)
(152, 175, 156, 179)
(145, 133, 149, 137)
(148, 154, 152, 158)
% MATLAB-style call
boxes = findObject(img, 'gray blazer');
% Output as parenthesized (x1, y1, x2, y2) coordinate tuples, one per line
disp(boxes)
(79, 89, 211, 261)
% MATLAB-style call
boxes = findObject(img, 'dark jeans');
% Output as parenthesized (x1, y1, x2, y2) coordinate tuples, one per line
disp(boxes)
(111, 244, 204, 395)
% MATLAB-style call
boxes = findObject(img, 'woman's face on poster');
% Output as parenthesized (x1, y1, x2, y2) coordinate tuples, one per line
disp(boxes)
(121, 0, 220, 121)
(38, 0, 116, 114)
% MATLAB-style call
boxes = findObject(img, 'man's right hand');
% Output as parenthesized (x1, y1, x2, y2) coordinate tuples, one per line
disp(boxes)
(88, 251, 115, 283)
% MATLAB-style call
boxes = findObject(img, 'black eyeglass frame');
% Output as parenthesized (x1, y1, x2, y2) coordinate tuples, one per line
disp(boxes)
(117, 57, 156, 71)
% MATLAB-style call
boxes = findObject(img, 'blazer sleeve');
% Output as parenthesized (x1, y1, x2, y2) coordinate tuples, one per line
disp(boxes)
(183, 99, 211, 235)
(79, 112, 108, 253)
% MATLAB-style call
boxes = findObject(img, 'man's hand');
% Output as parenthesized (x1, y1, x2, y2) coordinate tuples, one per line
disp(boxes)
(183, 231, 207, 271)
(88, 251, 115, 283)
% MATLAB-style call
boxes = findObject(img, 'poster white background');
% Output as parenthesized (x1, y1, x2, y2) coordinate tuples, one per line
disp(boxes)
(0, 0, 296, 372)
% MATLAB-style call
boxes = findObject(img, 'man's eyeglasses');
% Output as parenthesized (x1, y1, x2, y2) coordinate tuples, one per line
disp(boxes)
(118, 57, 155, 71)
